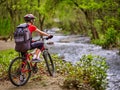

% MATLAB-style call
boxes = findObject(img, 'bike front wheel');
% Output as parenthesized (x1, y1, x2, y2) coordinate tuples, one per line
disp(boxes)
(43, 51, 55, 76)
(8, 57, 31, 86)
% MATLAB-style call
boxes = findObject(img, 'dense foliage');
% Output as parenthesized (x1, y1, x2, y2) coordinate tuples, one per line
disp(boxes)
(0, 49, 108, 90)
(0, 0, 120, 50)
(55, 54, 108, 90)
(0, 49, 18, 80)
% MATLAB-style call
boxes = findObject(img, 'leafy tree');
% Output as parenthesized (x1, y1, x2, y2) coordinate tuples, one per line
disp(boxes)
(0, 0, 61, 38)
(0, 0, 119, 50)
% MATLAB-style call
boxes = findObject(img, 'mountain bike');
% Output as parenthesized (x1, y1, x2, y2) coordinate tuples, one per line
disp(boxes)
(8, 37, 55, 86)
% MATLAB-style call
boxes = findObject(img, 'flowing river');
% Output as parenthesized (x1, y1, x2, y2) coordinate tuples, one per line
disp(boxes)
(44, 32, 120, 90)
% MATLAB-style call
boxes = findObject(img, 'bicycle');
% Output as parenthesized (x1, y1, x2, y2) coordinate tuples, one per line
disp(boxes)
(8, 36, 55, 86)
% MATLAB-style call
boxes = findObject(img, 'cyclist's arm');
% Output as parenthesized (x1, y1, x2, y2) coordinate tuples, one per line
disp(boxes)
(35, 28, 50, 36)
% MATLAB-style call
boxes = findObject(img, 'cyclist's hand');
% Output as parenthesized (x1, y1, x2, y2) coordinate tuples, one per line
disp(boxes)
(48, 35, 53, 39)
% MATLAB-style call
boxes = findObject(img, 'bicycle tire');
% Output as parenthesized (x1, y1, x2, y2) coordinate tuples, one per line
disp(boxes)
(8, 57, 31, 86)
(43, 51, 55, 76)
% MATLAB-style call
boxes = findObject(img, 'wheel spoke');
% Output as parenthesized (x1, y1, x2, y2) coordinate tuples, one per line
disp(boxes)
(43, 51, 55, 76)
(8, 57, 31, 86)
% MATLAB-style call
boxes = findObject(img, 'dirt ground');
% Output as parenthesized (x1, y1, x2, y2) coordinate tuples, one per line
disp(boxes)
(0, 40, 69, 90)
(0, 40, 15, 51)
(0, 74, 67, 90)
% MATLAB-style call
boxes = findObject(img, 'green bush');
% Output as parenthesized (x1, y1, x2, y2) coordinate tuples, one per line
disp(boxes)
(52, 54, 72, 75)
(91, 38, 105, 46)
(0, 49, 18, 79)
(92, 27, 118, 49)
(62, 54, 108, 90)
(102, 27, 118, 49)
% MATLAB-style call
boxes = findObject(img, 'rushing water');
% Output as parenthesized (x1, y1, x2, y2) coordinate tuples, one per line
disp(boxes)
(45, 34, 120, 90)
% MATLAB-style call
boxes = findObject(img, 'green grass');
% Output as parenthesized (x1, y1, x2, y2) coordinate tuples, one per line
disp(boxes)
(0, 49, 18, 79)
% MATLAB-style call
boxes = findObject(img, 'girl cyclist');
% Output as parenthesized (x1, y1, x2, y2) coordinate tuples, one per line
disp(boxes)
(23, 14, 53, 62)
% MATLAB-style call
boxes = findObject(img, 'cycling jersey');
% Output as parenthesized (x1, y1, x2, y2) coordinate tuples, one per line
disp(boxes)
(27, 24, 43, 50)
(28, 24, 37, 33)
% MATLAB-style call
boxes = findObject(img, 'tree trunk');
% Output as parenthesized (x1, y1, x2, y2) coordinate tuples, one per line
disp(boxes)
(83, 10, 99, 39)
(91, 25, 99, 39)
(78, 20, 88, 36)
(97, 9, 106, 33)
(72, 1, 99, 39)
(6, 1, 16, 40)
(39, 15, 45, 31)
(38, 0, 45, 31)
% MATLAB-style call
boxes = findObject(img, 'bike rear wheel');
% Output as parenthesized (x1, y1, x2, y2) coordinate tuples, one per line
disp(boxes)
(43, 51, 55, 76)
(8, 57, 31, 86)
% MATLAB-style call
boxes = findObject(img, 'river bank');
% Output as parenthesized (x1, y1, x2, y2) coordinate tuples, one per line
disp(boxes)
(49, 35, 120, 90)
(0, 74, 67, 90)
(0, 33, 120, 90)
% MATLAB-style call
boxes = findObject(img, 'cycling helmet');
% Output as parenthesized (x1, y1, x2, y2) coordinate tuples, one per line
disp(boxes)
(24, 14, 35, 22)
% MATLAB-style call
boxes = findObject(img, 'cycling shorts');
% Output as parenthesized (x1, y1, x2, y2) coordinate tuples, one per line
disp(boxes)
(31, 41, 44, 49)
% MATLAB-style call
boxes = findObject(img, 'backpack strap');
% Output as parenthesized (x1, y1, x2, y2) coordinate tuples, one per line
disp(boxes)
(17, 23, 28, 28)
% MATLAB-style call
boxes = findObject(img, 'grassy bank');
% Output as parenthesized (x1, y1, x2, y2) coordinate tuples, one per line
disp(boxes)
(0, 49, 18, 80)
(0, 49, 108, 90)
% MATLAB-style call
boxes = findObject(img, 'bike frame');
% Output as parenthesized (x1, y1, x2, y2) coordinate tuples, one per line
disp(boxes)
(8, 36, 54, 86)
(21, 38, 47, 73)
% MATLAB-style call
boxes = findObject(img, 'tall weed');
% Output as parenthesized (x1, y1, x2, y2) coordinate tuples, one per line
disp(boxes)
(0, 49, 18, 79)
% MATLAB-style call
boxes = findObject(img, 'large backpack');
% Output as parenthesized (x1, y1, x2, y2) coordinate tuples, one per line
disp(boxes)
(14, 23, 31, 52)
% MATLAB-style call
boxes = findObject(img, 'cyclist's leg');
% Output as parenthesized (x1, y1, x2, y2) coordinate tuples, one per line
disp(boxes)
(31, 41, 44, 62)
(31, 41, 44, 49)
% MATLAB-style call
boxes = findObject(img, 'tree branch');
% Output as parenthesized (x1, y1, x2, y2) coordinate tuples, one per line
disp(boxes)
(0, 0, 6, 5)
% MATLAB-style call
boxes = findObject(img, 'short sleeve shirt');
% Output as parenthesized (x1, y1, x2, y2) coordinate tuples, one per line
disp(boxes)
(28, 24, 37, 33)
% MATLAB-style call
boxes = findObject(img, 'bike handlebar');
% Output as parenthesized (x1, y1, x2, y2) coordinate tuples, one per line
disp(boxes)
(46, 35, 53, 40)
(32, 35, 53, 42)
